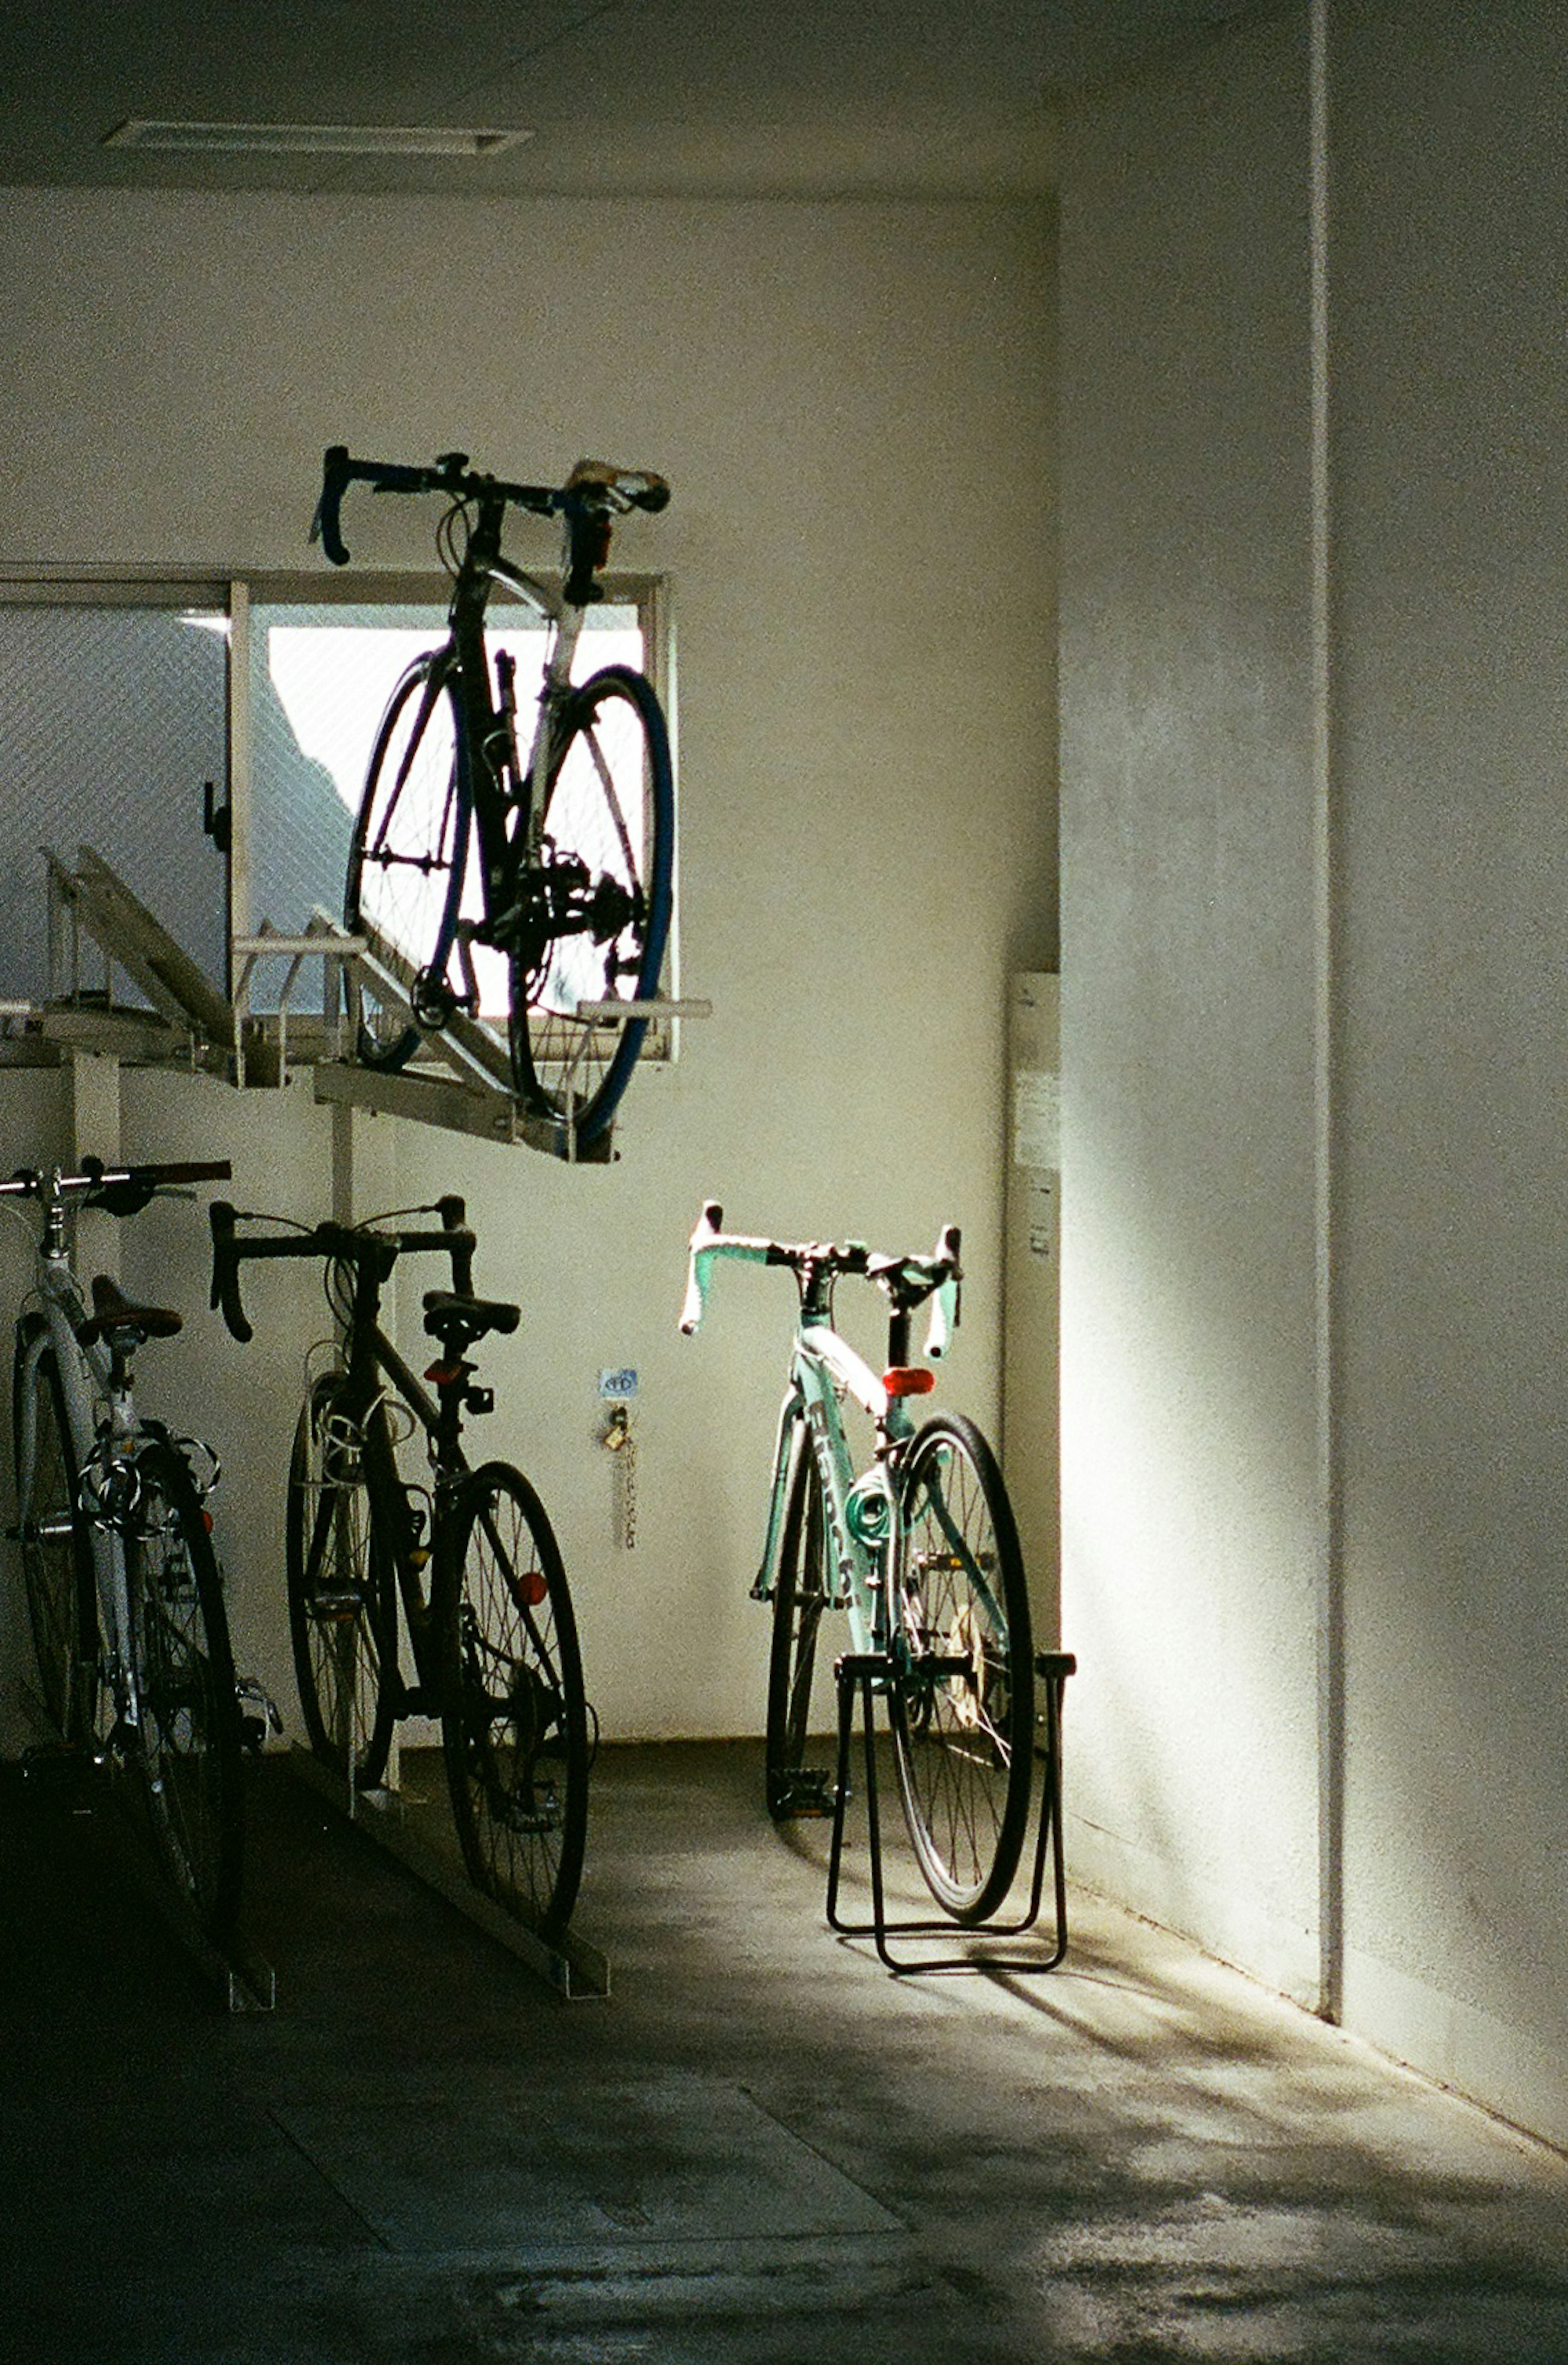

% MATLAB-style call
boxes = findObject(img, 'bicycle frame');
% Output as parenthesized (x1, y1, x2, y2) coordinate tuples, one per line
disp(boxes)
(15, 1223, 138, 1728)
(753, 1323, 916, 1652)
(682, 1203, 960, 1663)
(327, 1251, 478, 1703)
(209, 1195, 489, 1709)
(317, 447, 666, 1004)
(10, 1160, 232, 1744)
(446, 504, 589, 866)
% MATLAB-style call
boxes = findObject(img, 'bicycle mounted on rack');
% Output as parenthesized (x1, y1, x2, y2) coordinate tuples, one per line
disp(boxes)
(7, 1157, 248, 1939)
(314, 445, 675, 1148)
(209, 1194, 589, 1934)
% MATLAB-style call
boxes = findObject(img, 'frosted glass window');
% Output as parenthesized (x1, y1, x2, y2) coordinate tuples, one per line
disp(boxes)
(0, 604, 228, 1005)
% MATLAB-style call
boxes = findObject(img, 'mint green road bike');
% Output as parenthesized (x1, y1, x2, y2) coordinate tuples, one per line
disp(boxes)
(682, 1202, 1035, 1923)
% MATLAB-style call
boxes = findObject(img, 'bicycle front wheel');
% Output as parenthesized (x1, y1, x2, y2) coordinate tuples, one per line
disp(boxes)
(127, 1439, 245, 1940)
(889, 1413, 1034, 1923)
(345, 650, 471, 1070)
(439, 1461, 588, 1934)
(764, 1422, 836, 1820)
(11, 1316, 97, 1743)
(508, 663, 674, 1147)
(285, 1375, 399, 1789)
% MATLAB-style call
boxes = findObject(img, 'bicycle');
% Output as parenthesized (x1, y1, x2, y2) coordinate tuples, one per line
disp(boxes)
(8, 1158, 245, 1941)
(312, 444, 675, 1151)
(208, 1194, 589, 1935)
(681, 1200, 1036, 1923)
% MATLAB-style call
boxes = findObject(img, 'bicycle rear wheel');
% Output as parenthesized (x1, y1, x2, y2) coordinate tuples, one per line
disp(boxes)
(764, 1422, 837, 1819)
(345, 650, 471, 1071)
(285, 1374, 399, 1789)
(11, 1316, 97, 1743)
(127, 1439, 245, 1940)
(888, 1412, 1034, 1923)
(439, 1461, 588, 1934)
(507, 663, 674, 1147)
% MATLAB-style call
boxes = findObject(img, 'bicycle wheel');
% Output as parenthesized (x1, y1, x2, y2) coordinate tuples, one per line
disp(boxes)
(440, 1461, 588, 1934)
(126, 1438, 244, 1939)
(285, 1374, 399, 1788)
(888, 1412, 1034, 1922)
(764, 1421, 837, 1819)
(345, 649, 471, 1071)
(11, 1316, 97, 1743)
(507, 663, 674, 1146)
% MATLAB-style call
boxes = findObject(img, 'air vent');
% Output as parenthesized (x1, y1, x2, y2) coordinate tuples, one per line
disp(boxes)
(102, 120, 530, 158)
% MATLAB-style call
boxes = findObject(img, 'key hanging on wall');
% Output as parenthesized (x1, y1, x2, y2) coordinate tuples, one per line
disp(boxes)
(598, 1368, 639, 1550)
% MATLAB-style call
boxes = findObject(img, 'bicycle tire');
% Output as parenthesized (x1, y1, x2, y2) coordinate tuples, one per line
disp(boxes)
(764, 1420, 836, 1820)
(887, 1412, 1034, 1923)
(439, 1460, 588, 1934)
(285, 1374, 399, 1789)
(344, 650, 472, 1071)
(11, 1315, 97, 1743)
(126, 1438, 245, 1940)
(507, 663, 674, 1146)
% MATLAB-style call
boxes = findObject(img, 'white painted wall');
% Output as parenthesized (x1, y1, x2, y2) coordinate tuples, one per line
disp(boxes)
(1058, 0, 1568, 2149)
(1331, 0, 1568, 2151)
(0, 191, 1054, 1754)
(1058, 9, 1322, 2008)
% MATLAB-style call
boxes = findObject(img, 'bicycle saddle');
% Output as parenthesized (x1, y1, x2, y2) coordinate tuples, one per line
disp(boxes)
(81, 1274, 183, 1346)
(421, 1291, 521, 1347)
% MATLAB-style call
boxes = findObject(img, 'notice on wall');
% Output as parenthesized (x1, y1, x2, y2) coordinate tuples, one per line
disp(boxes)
(1012, 1068, 1061, 1174)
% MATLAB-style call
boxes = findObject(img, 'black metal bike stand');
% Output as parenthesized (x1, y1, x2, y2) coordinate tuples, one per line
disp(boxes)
(823, 1648, 1077, 1975)
(16, 1684, 276, 2013)
(284, 1745, 610, 2001)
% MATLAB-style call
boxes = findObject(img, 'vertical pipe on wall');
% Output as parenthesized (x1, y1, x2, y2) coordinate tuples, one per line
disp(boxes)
(226, 579, 250, 1006)
(1310, 0, 1344, 2024)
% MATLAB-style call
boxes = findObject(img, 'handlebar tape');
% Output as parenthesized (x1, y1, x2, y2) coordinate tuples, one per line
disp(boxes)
(312, 445, 354, 566)
(208, 1202, 251, 1342)
(311, 446, 445, 566)
(208, 1201, 479, 1344)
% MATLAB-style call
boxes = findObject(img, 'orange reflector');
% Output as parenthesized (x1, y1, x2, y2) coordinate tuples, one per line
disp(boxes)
(883, 1366, 936, 1398)
(520, 1568, 548, 1607)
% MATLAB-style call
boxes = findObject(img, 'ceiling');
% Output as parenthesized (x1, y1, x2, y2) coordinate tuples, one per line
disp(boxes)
(0, 0, 1275, 200)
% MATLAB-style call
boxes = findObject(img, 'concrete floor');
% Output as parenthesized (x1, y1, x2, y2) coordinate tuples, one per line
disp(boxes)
(4, 1737, 1568, 2364)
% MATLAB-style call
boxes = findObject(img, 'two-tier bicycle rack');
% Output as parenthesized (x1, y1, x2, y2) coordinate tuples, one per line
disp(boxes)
(2, 844, 709, 2001)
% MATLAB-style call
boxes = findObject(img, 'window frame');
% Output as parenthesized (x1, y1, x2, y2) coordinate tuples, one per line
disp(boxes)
(234, 566, 678, 1047)
(0, 564, 679, 1061)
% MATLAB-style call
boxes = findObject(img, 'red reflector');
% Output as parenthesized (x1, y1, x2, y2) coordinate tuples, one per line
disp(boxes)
(883, 1366, 936, 1398)
(424, 1360, 461, 1386)
(514, 1567, 548, 1608)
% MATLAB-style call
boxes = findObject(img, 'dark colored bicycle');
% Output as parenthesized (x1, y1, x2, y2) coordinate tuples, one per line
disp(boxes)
(209, 1195, 589, 1935)
(314, 445, 675, 1150)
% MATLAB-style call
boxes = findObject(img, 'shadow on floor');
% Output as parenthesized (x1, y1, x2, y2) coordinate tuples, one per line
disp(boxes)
(3, 1740, 1568, 2363)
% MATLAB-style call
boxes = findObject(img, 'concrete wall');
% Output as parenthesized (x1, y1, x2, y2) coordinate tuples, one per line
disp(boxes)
(0, 190, 1055, 1756)
(1058, 0, 1568, 2148)
(1058, 7, 1322, 2007)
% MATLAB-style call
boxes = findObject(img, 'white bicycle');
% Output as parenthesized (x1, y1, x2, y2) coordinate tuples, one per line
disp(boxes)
(8, 1158, 246, 1940)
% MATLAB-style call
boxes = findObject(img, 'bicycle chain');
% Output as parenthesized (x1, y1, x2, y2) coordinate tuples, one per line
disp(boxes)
(604, 1405, 637, 1549)
(620, 1422, 637, 1550)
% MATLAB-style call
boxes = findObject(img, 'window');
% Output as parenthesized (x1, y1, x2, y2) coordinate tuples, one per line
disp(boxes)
(0, 572, 673, 1041)
(244, 581, 654, 1018)
(0, 586, 229, 1006)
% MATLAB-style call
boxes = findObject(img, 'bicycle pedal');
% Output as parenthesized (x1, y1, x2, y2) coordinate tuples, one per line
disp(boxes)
(767, 1768, 837, 1820)
(235, 1676, 283, 1751)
